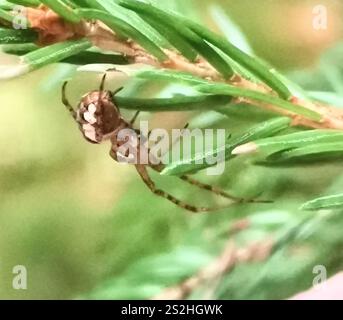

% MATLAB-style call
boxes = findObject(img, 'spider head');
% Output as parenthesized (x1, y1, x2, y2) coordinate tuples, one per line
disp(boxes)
(77, 90, 121, 144)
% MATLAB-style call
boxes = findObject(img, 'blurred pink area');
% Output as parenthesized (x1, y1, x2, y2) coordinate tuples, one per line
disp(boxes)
(291, 273, 343, 300)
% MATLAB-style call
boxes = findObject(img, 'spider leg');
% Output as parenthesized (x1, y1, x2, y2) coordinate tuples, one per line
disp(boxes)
(179, 176, 272, 204)
(99, 73, 107, 92)
(179, 175, 241, 202)
(160, 122, 189, 158)
(150, 166, 271, 204)
(113, 86, 124, 96)
(62, 81, 77, 120)
(135, 164, 234, 213)
(100, 68, 124, 95)
(172, 122, 189, 146)
(130, 111, 140, 125)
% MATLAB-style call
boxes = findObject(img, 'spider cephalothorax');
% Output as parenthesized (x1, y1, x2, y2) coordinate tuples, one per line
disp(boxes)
(76, 90, 122, 144)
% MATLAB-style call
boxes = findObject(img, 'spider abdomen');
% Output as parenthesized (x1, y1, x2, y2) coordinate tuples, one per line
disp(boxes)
(76, 90, 123, 144)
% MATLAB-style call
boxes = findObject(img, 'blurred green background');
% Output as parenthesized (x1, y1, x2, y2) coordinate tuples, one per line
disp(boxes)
(0, 0, 342, 299)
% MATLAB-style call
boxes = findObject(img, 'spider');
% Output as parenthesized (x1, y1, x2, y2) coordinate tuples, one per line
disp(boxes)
(61, 73, 265, 213)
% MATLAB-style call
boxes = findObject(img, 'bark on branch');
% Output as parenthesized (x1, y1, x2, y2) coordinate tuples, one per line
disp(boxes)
(26, 5, 343, 130)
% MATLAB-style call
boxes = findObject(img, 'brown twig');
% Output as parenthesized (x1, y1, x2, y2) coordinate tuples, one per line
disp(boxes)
(25, 5, 343, 130)
(151, 237, 274, 300)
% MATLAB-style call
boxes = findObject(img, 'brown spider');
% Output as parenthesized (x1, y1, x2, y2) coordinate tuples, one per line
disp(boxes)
(61, 74, 265, 213)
